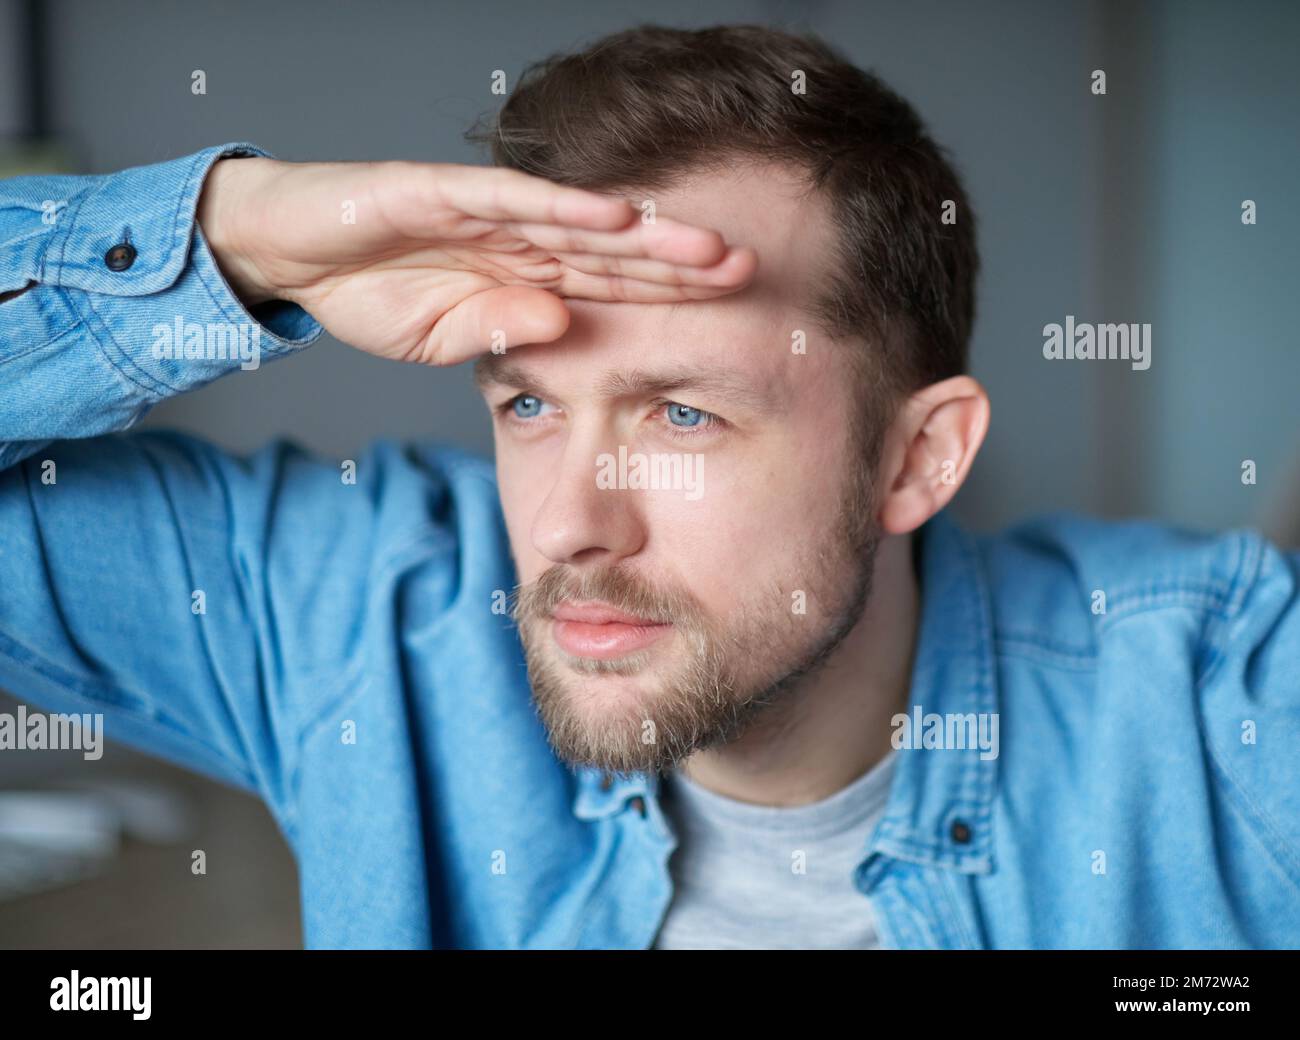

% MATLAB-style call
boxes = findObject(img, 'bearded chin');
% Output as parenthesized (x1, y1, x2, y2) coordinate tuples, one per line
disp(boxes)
(514, 523, 880, 777)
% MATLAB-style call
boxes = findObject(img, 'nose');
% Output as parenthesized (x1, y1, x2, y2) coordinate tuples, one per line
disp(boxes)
(530, 433, 646, 567)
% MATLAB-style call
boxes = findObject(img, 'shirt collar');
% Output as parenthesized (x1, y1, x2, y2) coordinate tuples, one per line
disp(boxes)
(572, 765, 657, 822)
(572, 508, 998, 877)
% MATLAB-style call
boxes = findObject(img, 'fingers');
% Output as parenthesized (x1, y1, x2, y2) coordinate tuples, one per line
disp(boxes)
(507, 214, 731, 267)
(557, 246, 758, 302)
(427, 164, 636, 231)
(423, 166, 744, 272)
(550, 244, 758, 292)
(415, 245, 757, 366)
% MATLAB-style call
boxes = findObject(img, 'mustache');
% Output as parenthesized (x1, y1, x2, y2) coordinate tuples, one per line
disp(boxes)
(511, 564, 705, 629)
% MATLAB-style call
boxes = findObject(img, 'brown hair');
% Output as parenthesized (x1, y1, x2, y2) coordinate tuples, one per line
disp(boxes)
(467, 22, 978, 442)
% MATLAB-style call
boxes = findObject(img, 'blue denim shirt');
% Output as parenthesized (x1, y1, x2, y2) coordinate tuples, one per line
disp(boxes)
(2, 144, 1298, 948)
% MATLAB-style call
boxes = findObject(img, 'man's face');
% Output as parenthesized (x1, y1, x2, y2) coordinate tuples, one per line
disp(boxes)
(476, 163, 881, 775)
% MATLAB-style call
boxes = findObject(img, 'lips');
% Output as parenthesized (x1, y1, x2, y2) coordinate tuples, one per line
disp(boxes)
(550, 600, 672, 659)
(552, 602, 661, 625)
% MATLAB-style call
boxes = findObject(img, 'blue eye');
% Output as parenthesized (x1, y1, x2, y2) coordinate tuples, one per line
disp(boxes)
(666, 403, 704, 428)
(498, 393, 721, 440)
(511, 394, 544, 419)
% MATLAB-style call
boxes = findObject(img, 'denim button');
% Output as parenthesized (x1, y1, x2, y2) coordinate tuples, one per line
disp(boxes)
(629, 796, 646, 817)
(104, 243, 136, 271)
(951, 819, 972, 844)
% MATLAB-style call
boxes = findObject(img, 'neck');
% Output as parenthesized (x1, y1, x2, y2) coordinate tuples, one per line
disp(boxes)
(676, 530, 919, 806)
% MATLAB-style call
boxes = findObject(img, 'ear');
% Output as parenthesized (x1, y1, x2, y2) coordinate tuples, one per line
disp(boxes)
(876, 376, 990, 535)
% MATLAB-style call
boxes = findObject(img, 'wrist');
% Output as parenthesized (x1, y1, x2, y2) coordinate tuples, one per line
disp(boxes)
(196, 156, 281, 307)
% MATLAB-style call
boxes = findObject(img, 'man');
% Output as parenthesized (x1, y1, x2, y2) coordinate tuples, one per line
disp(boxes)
(1, 24, 1297, 949)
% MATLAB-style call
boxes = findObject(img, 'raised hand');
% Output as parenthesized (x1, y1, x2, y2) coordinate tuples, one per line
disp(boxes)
(197, 157, 758, 366)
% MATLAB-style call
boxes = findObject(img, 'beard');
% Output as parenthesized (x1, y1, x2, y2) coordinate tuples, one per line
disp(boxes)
(511, 449, 881, 777)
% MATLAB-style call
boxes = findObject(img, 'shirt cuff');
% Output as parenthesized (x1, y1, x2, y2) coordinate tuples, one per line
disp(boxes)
(48, 142, 324, 396)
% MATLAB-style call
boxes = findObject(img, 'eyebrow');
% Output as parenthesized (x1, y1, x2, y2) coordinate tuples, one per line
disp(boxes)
(473, 356, 785, 414)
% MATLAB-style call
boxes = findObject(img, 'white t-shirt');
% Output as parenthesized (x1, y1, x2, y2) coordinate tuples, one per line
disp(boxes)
(652, 749, 897, 949)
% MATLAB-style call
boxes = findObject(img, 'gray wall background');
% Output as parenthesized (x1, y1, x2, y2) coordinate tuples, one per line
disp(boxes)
(6, 0, 1298, 537)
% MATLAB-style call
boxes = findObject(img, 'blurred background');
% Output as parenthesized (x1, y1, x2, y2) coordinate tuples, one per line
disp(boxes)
(0, 0, 1296, 947)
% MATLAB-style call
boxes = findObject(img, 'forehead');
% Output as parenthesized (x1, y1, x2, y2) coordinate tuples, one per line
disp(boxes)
(648, 159, 834, 308)
(479, 161, 839, 393)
